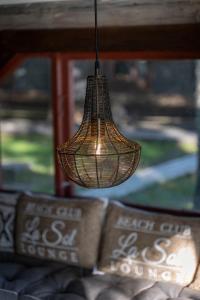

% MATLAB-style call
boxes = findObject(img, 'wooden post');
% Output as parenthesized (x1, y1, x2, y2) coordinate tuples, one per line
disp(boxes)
(194, 61, 200, 209)
(51, 53, 74, 196)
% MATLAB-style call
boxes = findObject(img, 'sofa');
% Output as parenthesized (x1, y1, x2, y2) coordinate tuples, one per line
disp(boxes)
(1, 190, 200, 300)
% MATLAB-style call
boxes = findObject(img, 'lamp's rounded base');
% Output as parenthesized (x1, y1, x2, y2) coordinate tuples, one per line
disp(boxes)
(58, 147, 141, 188)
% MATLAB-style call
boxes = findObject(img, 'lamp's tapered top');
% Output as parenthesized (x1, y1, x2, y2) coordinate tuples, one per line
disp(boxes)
(57, 74, 141, 188)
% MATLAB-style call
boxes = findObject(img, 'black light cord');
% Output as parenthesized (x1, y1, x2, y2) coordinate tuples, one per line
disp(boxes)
(94, 0, 100, 73)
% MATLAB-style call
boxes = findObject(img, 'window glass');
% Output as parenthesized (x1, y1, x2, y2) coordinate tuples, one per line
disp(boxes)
(0, 57, 54, 193)
(74, 60, 197, 210)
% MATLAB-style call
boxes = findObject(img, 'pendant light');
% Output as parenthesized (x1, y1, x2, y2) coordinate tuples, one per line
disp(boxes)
(57, 0, 141, 188)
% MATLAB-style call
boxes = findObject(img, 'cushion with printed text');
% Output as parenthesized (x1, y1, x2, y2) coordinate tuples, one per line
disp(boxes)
(16, 193, 107, 269)
(189, 264, 200, 290)
(98, 201, 200, 286)
(0, 192, 20, 254)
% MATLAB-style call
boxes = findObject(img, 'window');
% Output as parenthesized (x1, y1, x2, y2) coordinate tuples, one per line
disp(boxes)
(0, 57, 54, 193)
(73, 59, 197, 210)
(0, 55, 198, 210)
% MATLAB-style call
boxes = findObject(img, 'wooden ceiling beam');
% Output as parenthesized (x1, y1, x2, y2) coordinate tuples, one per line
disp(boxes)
(0, 24, 200, 57)
(0, 1, 200, 29)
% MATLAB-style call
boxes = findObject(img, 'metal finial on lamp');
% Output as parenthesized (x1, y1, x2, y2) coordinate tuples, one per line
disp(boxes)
(57, 0, 141, 188)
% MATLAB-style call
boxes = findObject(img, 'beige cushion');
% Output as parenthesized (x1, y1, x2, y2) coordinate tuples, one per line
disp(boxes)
(98, 201, 200, 286)
(0, 192, 20, 253)
(189, 264, 200, 290)
(16, 193, 107, 269)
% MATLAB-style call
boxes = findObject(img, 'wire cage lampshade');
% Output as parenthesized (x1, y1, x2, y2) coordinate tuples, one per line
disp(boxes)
(57, 0, 141, 188)
(57, 74, 141, 188)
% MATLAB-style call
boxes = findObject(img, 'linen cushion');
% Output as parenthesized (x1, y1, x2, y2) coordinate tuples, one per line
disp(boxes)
(0, 192, 20, 254)
(16, 193, 107, 269)
(98, 201, 200, 286)
(188, 262, 200, 290)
